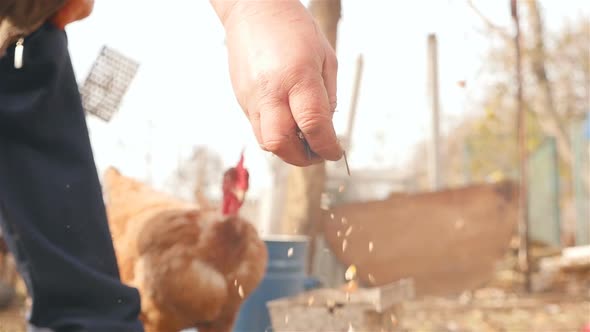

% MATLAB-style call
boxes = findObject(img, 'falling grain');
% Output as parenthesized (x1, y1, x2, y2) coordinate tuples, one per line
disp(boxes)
(368, 273, 376, 284)
(330, 213, 335, 219)
(338, 184, 345, 193)
(348, 322, 354, 332)
(369, 241, 374, 252)
(307, 296, 315, 306)
(390, 314, 398, 326)
(341, 217, 347, 224)
(285, 315, 289, 324)
(326, 299, 336, 311)
(345, 264, 357, 281)
(342, 239, 348, 252)
(287, 247, 294, 257)
(455, 218, 465, 230)
(238, 285, 244, 298)
(234, 279, 238, 286)
(320, 192, 330, 210)
(337, 231, 342, 238)
(345, 225, 353, 237)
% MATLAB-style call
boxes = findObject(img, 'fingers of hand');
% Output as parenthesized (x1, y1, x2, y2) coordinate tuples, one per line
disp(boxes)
(288, 69, 343, 161)
(51, 0, 94, 29)
(253, 98, 318, 167)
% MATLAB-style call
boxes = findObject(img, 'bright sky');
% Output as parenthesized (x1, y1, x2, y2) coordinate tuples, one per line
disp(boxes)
(65, 0, 589, 198)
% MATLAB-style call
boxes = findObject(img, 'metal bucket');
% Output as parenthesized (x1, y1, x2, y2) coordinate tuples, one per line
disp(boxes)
(233, 234, 309, 332)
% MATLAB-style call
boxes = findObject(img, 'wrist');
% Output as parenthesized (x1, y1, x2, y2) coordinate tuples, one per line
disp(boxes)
(210, 0, 303, 28)
(209, 0, 239, 27)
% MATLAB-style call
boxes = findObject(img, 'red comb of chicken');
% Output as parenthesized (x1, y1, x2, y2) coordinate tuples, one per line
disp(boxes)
(222, 150, 249, 216)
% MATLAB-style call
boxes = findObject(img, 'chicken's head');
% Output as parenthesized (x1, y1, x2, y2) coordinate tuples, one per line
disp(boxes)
(222, 150, 250, 217)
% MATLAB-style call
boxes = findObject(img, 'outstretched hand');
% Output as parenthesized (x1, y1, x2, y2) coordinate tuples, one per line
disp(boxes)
(212, 0, 343, 166)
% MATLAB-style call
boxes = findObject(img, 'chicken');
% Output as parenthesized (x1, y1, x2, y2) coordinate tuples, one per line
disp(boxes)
(103, 152, 268, 332)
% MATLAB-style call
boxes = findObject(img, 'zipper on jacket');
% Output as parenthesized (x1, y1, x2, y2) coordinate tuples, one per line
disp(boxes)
(14, 37, 24, 69)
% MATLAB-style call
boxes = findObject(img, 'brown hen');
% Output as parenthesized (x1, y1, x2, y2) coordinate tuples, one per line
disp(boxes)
(103, 153, 267, 332)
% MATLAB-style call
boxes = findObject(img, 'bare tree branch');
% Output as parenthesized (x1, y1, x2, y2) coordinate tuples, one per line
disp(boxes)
(467, 0, 512, 41)
(524, 0, 573, 166)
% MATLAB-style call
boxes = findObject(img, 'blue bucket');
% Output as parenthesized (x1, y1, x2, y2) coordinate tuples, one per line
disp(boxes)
(233, 235, 309, 332)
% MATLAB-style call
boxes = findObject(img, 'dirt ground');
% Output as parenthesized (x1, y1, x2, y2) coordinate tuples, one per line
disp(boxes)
(392, 292, 590, 332)
(2, 291, 588, 332)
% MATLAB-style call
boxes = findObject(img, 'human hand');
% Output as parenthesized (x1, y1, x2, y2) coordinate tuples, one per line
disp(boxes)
(50, 0, 94, 30)
(212, 0, 343, 166)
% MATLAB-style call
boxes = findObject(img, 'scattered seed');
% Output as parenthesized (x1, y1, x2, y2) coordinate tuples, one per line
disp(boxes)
(307, 296, 315, 306)
(391, 314, 398, 326)
(341, 217, 347, 224)
(234, 279, 238, 286)
(330, 213, 335, 219)
(348, 322, 354, 332)
(285, 315, 289, 324)
(320, 193, 330, 210)
(345, 280, 357, 293)
(337, 231, 342, 237)
(368, 273, 376, 284)
(369, 241, 374, 252)
(345, 225, 353, 237)
(345, 264, 357, 281)
(342, 239, 348, 252)
(339, 184, 345, 193)
(326, 299, 335, 308)
(238, 285, 244, 298)
(287, 247, 294, 257)
(455, 218, 465, 230)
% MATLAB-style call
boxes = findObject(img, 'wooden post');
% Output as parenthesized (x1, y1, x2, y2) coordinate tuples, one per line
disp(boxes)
(427, 34, 442, 190)
(511, 0, 531, 292)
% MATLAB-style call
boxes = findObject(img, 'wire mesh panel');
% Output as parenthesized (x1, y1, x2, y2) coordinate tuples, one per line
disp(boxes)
(528, 137, 561, 247)
(571, 116, 590, 245)
(79, 46, 139, 122)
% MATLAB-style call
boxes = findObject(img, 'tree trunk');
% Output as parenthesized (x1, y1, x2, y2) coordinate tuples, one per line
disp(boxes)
(281, 0, 341, 274)
(308, 0, 341, 47)
(511, 0, 532, 293)
(524, 0, 573, 165)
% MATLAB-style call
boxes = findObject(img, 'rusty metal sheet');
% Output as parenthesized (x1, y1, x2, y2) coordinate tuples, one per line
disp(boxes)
(322, 181, 519, 296)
